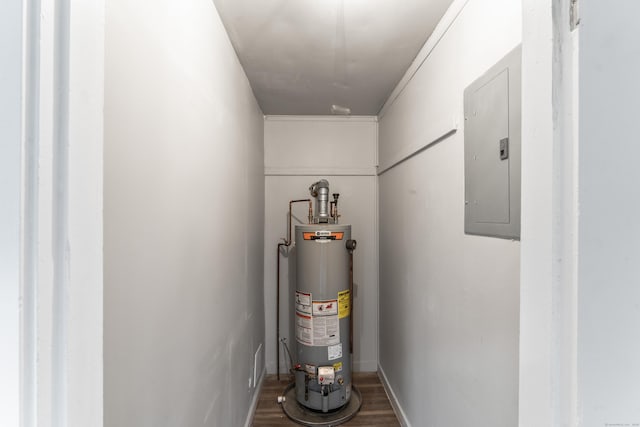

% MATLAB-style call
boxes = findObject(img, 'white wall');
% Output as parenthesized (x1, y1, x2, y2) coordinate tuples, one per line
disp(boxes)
(0, 1, 22, 424)
(104, 2, 264, 426)
(263, 116, 378, 373)
(578, 2, 640, 425)
(377, 0, 521, 425)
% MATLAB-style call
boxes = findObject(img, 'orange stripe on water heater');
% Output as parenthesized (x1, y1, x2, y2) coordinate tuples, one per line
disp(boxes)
(302, 231, 344, 240)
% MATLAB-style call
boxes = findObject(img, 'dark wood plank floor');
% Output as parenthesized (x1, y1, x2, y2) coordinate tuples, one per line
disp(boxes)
(252, 372, 400, 427)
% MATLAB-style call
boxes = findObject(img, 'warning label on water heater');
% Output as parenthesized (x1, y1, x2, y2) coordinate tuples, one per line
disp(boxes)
(295, 313, 313, 346)
(296, 312, 340, 347)
(338, 290, 350, 319)
(295, 291, 312, 315)
(295, 291, 341, 347)
(312, 315, 340, 346)
(312, 299, 338, 316)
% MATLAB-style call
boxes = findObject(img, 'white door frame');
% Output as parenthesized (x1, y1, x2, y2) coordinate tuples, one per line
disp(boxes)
(2, 0, 105, 426)
(3, 0, 600, 426)
(519, 1, 580, 425)
(0, 0, 24, 425)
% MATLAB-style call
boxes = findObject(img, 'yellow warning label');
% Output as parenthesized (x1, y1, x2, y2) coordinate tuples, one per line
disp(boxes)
(333, 362, 343, 372)
(338, 290, 350, 319)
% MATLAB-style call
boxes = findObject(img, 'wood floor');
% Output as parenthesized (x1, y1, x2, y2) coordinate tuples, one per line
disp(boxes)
(252, 372, 400, 427)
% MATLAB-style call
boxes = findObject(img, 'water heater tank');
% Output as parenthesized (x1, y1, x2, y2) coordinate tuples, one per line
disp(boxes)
(293, 223, 353, 412)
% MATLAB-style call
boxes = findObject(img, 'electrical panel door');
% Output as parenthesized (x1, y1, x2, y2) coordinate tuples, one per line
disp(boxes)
(464, 46, 521, 239)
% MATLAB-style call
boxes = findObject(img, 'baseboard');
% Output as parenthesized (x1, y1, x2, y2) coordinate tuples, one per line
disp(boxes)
(378, 365, 411, 427)
(243, 366, 266, 427)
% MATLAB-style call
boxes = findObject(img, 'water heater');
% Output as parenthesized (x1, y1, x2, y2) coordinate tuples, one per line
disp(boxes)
(293, 179, 356, 412)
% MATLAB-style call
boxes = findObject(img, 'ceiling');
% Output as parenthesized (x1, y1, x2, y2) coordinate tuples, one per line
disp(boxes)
(212, 0, 454, 116)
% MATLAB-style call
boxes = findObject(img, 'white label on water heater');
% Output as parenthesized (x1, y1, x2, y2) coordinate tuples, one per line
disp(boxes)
(295, 291, 312, 315)
(295, 313, 313, 346)
(295, 294, 341, 347)
(312, 299, 338, 316)
(328, 343, 342, 361)
(313, 315, 340, 346)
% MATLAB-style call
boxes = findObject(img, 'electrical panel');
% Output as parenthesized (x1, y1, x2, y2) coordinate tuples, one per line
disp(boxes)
(464, 46, 521, 239)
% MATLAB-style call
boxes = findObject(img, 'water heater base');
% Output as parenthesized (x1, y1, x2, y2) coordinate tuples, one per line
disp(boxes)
(280, 383, 362, 426)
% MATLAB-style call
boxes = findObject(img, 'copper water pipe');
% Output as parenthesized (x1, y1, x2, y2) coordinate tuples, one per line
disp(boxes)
(276, 242, 285, 381)
(287, 199, 313, 243)
(346, 239, 357, 355)
(276, 198, 312, 381)
(349, 249, 354, 355)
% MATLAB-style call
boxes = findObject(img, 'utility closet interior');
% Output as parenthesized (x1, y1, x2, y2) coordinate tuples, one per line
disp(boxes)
(84, 0, 639, 426)
(105, 0, 519, 424)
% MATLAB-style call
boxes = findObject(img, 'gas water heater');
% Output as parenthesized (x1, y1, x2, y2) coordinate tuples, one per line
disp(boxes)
(272, 179, 356, 413)
(293, 179, 356, 413)
(277, 179, 361, 424)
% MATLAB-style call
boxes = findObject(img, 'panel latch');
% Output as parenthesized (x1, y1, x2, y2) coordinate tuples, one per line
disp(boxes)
(499, 137, 509, 160)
